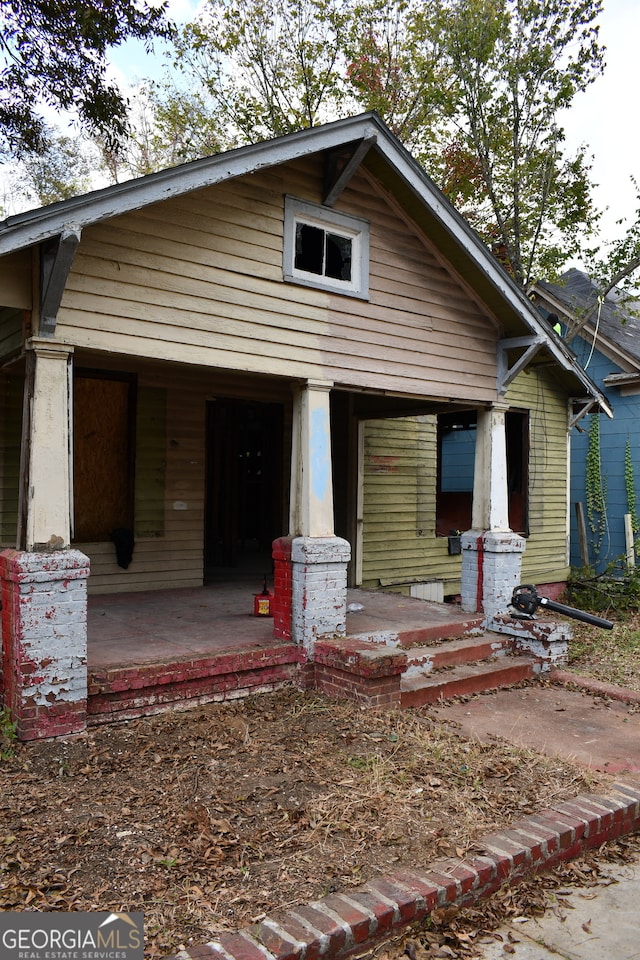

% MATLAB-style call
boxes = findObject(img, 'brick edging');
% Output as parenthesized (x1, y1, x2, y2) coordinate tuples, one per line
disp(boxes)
(166, 782, 640, 960)
(550, 669, 640, 705)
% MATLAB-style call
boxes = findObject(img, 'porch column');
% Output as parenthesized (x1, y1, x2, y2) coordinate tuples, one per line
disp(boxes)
(460, 404, 525, 620)
(1, 339, 89, 740)
(273, 380, 350, 653)
(21, 339, 74, 550)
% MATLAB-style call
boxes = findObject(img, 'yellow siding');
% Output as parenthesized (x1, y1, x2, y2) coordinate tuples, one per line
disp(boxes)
(507, 367, 571, 586)
(0, 250, 32, 310)
(0, 153, 575, 597)
(56, 160, 498, 404)
(360, 365, 571, 594)
(0, 372, 24, 544)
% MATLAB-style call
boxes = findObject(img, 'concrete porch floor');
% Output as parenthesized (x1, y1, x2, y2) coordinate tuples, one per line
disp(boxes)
(87, 585, 482, 669)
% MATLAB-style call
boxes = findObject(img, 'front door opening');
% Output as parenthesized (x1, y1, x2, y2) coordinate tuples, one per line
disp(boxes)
(205, 398, 285, 581)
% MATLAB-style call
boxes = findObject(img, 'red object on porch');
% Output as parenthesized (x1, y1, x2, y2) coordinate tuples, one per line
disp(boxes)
(254, 577, 274, 617)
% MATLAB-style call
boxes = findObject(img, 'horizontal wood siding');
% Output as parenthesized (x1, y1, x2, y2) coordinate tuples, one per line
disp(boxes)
(506, 368, 571, 586)
(0, 309, 25, 363)
(361, 416, 467, 593)
(56, 160, 499, 405)
(135, 385, 167, 538)
(0, 250, 32, 310)
(0, 372, 23, 545)
(360, 365, 571, 594)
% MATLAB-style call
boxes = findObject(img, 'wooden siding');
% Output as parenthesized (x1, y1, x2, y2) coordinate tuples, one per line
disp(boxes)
(360, 365, 571, 594)
(0, 309, 26, 363)
(0, 372, 23, 544)
(0, 250, 32, 311)
(361, 416, 470, 593)
(55, 159, 499, 405)
(135, 386, 166, 538)
(507, 367, 571, 586)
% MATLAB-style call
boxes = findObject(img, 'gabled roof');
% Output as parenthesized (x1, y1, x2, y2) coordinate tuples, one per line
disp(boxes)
(533, 268, 640, 388)
(534, 268, 640, 383)
(0, 112, 610, 415)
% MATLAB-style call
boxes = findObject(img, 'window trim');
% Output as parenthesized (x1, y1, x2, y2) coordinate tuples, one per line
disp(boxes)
(283, 195, 370, 299)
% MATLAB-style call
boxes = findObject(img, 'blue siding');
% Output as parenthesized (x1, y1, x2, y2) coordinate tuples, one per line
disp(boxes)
(441, 427, 476, 492)
(570, 335, 640, 570)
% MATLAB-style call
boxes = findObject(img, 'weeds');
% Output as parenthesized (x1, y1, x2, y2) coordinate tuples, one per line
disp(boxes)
(0, 706, 17, 759)
(569, 618, 640, 692)
(566, 559, 640, 616)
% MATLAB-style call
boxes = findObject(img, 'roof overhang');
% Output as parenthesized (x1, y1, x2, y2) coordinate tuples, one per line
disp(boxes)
(0, 112, 610, 416)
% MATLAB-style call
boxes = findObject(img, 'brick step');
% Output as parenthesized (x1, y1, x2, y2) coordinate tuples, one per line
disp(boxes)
(87, 643, 304, 723)
(314, 631, 517, 680)
(347, 616, 484, 649)
(400, 655, 542, 708)
(404, 632, 516, 674)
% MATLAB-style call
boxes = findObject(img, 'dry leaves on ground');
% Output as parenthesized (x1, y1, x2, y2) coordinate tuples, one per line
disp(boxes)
(569, 612, 640, 693)
(0, 689, 609, 957)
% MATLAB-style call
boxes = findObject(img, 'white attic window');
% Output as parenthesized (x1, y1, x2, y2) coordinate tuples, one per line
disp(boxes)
(283, 196, 370, 299)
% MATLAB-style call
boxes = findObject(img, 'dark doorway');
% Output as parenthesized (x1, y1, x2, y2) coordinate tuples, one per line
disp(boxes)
(205, 398, 285, 580)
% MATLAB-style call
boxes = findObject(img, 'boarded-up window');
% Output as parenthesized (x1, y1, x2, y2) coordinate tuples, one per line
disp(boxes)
(73, 372, 135, 542)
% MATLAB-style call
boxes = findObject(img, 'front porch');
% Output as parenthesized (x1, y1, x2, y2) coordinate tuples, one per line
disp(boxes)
(86, 584, 546, 725)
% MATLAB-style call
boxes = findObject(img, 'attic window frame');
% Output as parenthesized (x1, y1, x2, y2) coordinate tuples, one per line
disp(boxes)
(283, 195, 370, 299)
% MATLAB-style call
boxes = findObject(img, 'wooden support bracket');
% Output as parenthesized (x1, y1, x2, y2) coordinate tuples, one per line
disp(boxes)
(40, 225, 81, 335)
(323, 137, 376, 207)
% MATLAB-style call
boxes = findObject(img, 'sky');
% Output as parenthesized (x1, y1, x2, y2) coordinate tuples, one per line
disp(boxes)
(560, 0, 640, 249)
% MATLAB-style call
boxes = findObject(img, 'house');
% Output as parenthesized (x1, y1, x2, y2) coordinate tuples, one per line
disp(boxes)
(534, 268, 640, 570)
(0, 113, 609, 739)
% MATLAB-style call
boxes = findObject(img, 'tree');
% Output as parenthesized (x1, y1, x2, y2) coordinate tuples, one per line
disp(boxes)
(15, 127, 95, 205)
(7, 0, 606, 290)
(147, 0, 605, 288)
(94, 83, 226, 183)
(563, 177, 640, 342)
(342, 0, 450, 147)
(0, 0, 174, 157)
(169, 0, 351, 145)
(430, 0, 605, 287)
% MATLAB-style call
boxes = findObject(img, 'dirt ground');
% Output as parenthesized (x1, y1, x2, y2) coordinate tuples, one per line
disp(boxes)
(0, 686, 626, 958)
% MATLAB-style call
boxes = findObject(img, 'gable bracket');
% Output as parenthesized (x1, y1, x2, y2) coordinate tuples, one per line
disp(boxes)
(40, 225, 81, 336)
(323, 137, 377, 207)
(570, 398, 597, 430)
(497, 335, 544, 395)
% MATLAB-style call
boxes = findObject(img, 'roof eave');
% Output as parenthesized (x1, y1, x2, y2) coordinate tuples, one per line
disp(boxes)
(0, 112, 608, 412)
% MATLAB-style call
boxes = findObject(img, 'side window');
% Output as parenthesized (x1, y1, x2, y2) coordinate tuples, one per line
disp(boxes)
(435, 410, 529, 536)
(283, 196, 369, 298)
(436, 412, 475, 536)
(73, 371, 136, 542)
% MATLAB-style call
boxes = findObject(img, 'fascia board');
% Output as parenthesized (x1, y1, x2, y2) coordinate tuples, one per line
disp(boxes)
(0, 115, 384, 256)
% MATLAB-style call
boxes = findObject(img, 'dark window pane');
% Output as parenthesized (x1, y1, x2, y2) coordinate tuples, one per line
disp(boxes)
(325, 233, 352, 280)
(295, 223, 324, 275)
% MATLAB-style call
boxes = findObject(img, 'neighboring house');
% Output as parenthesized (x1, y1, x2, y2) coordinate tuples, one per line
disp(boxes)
(534, 268, 640, 571)
(0, 113, 608, 739)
